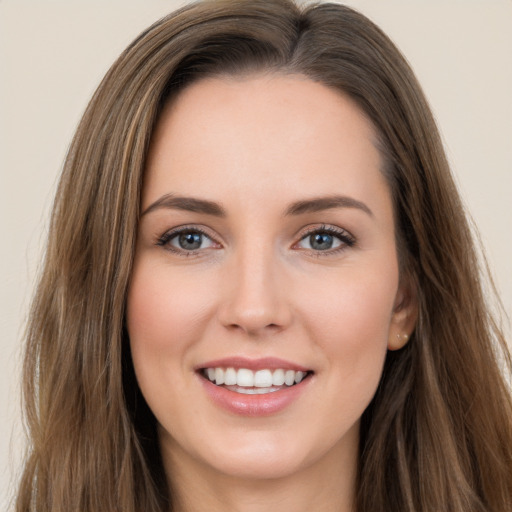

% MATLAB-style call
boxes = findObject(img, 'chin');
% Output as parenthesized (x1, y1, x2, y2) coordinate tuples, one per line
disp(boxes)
(207, 440, 310, 481)
(188, 423, 356, 482)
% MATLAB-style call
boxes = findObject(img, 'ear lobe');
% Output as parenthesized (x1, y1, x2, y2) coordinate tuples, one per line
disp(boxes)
(388, 277, 418, 351)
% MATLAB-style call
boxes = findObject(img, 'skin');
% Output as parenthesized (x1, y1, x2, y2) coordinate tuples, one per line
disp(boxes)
(126, 74, 417, 512)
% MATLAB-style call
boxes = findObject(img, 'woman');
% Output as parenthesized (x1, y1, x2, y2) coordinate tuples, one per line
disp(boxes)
(16, 1, 512, 511)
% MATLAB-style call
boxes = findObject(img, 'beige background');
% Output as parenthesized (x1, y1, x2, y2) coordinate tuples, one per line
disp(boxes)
(1, 0, 511, 507)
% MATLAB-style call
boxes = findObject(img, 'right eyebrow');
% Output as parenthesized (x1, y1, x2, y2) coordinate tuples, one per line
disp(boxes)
(141, 194, 227, 217)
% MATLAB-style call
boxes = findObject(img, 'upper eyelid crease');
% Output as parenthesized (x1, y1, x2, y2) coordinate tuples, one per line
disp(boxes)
(301, 225, 354, 238)
(297, 225, 356, 247)
(157, 225, 216, 243)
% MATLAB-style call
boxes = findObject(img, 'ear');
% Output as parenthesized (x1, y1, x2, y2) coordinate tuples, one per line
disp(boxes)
(388, 275, 418, 351)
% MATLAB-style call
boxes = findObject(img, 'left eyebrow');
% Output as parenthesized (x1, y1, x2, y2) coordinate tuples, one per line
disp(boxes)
(285, 195, 374, 217)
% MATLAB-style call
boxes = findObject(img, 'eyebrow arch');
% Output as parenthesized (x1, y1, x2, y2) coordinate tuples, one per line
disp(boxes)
(285, 195, 373, 217)
(141, 194, 226, 217)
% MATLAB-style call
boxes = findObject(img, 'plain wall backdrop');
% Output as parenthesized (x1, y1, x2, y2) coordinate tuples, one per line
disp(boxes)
(1, 0, 511, 508)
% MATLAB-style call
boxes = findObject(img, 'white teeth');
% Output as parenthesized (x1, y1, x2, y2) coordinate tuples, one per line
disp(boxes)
(214, 368, 224, 385)
(225, 386, 281, 395)
(284, 370, 295, 386)
(254, 369, 273, 387)
(272, 369, 285, 386)
(237, 368, 254, 387)
(224, 367, 237, 385)
(203, 367, 309, 389)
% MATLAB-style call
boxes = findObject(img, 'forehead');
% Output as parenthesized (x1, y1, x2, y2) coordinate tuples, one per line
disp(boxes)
(143, 73, 388, 213)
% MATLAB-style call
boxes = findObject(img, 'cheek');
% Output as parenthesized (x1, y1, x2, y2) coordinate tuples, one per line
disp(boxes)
(311, 251, 397, 329)
(127, 272, 179, 356)
(127, 260, 212, 348)
(298, 260, 398, 387)
(125, 260, 211, 400)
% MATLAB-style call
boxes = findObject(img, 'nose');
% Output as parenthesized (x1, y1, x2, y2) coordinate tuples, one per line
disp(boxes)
(217, 241, 292, 336)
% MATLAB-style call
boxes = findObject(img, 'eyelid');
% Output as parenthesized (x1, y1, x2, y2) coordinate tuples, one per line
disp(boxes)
(293, 224, 356, 253)
(154, 223, 356, 257)
(156, 224, 222, 255)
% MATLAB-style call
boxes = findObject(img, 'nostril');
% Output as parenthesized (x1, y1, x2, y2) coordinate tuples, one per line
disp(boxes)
(221, 315, 286, 336)
(216, 272, 292, 334)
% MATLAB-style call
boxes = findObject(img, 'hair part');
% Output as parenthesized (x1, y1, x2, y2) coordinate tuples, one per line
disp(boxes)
(17, 1, 512, 511)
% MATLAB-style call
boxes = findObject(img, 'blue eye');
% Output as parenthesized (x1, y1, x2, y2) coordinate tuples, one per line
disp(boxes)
(175, 232, 204, 250)
(296, 227, 355, 252)
(157, 228, 216, 253)
(308, 232, 338, 251)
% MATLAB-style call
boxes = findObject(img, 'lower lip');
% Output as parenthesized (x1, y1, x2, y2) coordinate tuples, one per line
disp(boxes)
(199, 374, 312, 417)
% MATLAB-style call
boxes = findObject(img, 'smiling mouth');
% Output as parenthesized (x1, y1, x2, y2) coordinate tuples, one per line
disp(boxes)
(201, 367, 313, 395)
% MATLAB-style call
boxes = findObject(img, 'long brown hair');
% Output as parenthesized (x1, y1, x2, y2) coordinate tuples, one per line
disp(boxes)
(17, 1, 512, 511)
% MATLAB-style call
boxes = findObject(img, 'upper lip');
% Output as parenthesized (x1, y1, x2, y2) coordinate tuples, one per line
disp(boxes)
(196, 356, 311, 372)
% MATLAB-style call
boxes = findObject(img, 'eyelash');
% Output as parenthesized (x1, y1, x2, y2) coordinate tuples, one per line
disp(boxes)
(156, 225, 214, 256)
(295, 225, 356, 256)
(155, 224, 356, 257)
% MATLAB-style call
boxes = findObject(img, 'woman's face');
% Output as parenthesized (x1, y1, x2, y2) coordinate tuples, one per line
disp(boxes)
(127, 74, 415, 484)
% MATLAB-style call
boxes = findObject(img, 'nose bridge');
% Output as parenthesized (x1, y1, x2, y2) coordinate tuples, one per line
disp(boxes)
(218, 235, 290, 334)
